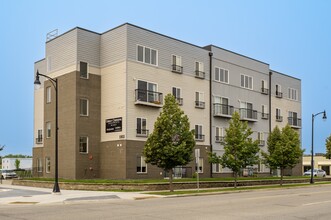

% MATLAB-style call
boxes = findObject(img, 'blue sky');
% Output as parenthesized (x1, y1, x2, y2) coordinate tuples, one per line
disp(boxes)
(0, 0, 330, 156)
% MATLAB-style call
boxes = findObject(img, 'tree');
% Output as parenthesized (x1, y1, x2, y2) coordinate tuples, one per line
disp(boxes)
(262, 125, 303, 186)
(262, 126, 282, 170)
(326, 134, 331, 160)
(209, 111, 259, 188)
(143, 94, 195, 192)
(15, 159, 21, 170)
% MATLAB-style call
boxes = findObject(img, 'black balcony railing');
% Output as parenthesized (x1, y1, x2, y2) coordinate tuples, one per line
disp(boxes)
(276, 115, 283, 122)
(135, 89, 163, 106)
(288, 117, 302, 128)
(176, 97, 183, 106)
(172, 64, 183, 74)
(261, 113, 269, 120)
(136, 129, 149, 137)
(195, 134, 205, 141)
(215, 136, 225, 143)
(36, 137, 43, 144)
(261, 88, 269, 95)
(213, 104, 234, 117)
(239, 108, 258, 121)
(276, 91, 283, 98)
(195, 101, 205, 109)
(195, 70, 205, 79)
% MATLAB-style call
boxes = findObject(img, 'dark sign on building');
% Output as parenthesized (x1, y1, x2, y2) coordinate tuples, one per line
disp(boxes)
(106, 117, 122, 133)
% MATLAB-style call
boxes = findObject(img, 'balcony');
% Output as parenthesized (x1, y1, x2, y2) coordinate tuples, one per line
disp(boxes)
(195, 70, 205, 79)
(195, 134, 205, 142)
(176, 97, 183, 106)
(195, 101, 205, 109)
(135, 89, 163, 107)
(261, 113, 269, 120)
(36, 137, 43, 144)
(136, 129, 149, 137)
(261, 88, 269, 95)
(172, 64, 183, 74)
(276, 91, 283, 98)
(276, 115, 283, 122)
(239, 108, 258, 121)
(258, 140, 266, 146)
(213, 104, 234, 118)
(215, 136, 225, 143)
(288, 117, 302, 128)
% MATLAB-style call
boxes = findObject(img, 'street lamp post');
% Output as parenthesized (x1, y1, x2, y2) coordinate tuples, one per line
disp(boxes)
(310, 110, 327, 184)
(34, 70, 60, 193)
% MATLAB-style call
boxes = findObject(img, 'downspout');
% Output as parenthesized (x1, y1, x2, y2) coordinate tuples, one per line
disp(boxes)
(269, 71, 272, 175)
(269, 71, 272, 134)
(209, 51, 213, 178)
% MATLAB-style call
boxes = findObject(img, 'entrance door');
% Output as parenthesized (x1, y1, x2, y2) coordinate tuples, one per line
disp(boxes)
(321, 166, 330, 175)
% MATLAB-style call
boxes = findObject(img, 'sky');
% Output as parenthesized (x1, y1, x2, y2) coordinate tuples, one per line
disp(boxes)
(0, 0, 330, 156)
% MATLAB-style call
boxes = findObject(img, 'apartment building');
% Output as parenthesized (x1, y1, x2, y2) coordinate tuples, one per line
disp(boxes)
(33, 23, 301, 179)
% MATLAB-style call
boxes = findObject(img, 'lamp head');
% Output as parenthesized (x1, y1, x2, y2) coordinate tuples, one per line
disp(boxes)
(34, 70, 41, 89)
(322, 110, 327, 121)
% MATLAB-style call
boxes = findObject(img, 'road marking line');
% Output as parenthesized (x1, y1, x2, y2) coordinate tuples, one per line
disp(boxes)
(303, 200, 331, 206)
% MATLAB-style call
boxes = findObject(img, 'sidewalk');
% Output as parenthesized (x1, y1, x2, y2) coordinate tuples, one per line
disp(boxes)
(0, 180, 163, 205)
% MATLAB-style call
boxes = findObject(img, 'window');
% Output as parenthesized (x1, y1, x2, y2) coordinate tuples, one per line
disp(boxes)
(258, 132, 265, 146)
(288, 88, 298, 100)
(195, 61, 205, 78)
(195, 158, 203, 173)
(214, 96, 231, 115)
(212, 163, 221, 173)
(261, 80, 268, 94)
(172, 55, 183, 73)
(79, 136, 88, 153)
(36, 129, 43, 144)
(137, 118, 148, 137)
(137, 45, 157, 65)
(80, 98, 89, 116)
(172, 87, 183, 105)
(215, 127, 225, 143)
(37, 158, 43, 173)
(80, 61, 88, 79)
(214, 67, 229, 83)
(46, 122, 51, 138)
(276, 108, 282, 121)
(288, 111, 301, 127)
(240, 101, 256, 120)
(137, 156, 147, 173)
(136, 80, 160, 104)
(195, 92, 205, 108)
(46, 87, 51, 103)
(195, 125, 204, 141)
(261, 105, 268, 119)
(45, 157, 51, 173)
(240, 74, 253, 89)
(276, 84, 282, 98)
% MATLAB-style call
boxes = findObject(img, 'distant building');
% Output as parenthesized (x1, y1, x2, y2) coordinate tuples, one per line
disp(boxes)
(1, 158, 32, 170)
(303, 155, 331, 175)
(33, 23, 302, 179)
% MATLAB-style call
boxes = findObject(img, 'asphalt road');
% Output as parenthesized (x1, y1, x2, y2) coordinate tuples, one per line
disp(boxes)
(1, 184, 331, 220)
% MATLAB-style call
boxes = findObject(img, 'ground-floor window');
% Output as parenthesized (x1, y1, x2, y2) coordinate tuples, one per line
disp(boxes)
(37, 158, 43, 173)
(45, 157, 51, 173)
(137, 156, 147, 173)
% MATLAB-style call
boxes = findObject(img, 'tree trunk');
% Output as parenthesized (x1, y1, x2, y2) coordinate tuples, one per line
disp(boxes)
(234, 171, 238, 188)
(169, 169, 174, 192)
(280, 167, 284, 186)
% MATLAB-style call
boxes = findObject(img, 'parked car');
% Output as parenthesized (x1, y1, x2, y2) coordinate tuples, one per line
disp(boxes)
(303, 169, 326, 177)
(0, 169, 18, 179)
